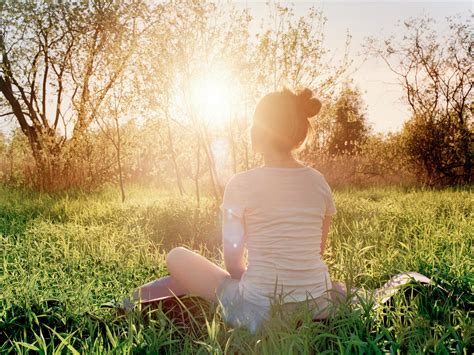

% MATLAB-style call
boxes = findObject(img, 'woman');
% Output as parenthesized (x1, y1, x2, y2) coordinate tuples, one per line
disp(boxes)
(132, 88, 347, 333)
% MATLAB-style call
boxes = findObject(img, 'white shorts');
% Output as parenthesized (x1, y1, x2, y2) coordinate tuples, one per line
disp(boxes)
(216, 277, 268, 333)
(216, 277, 333, 334)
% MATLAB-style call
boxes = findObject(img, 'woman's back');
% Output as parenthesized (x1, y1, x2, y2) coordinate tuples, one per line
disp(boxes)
(220, 165, 337, 307)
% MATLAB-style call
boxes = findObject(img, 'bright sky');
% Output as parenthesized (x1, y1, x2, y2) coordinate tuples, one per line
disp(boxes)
(241, 0, 472, 133)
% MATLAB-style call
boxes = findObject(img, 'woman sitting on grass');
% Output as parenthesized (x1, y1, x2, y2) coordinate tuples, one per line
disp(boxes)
(131, 87, 349, 333)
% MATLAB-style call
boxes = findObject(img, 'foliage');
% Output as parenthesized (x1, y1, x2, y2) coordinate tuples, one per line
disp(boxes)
(1, 186, 472, 353)
(402, 110, 473, 186)
(0, 0, 154, 190)
(0, 1, 359, 193)
(253, 3, 351, 97)
(301, 102, 410, 188)
(1, 5, 472, 193)
(326, 83, 370, 156)
(0, 129, 35, 186)
(371, 15, 473, 185)
(355, 132, 416, 185)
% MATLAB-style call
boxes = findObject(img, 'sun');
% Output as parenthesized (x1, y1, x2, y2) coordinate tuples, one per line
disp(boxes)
(189, 68, 235, 125)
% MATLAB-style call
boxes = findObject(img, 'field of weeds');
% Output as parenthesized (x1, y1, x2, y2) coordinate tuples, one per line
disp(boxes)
(1, 185, 472, 353)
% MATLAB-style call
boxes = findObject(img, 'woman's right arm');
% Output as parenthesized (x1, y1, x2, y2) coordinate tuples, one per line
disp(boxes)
(222, 209, 247, 279)
(220, 175, 247, 279)
(320, 215, 332, 256)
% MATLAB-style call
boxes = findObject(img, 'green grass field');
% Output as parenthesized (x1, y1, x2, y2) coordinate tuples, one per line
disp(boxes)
(1, 185, 472, 353)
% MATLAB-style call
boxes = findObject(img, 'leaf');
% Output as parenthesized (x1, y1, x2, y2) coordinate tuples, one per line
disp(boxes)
(43, 325, 80, 355)
(14, 342, 40, 351)
(359, 245, 375, 255)
(104, 324, 117, 348)
(398, 241, 410, 251)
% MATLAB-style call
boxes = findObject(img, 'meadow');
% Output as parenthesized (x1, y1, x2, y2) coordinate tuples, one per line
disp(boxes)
(1, 185, 472, 353)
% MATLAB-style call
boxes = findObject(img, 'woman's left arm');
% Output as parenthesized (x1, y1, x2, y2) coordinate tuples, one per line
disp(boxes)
(222, 209, 247, 279)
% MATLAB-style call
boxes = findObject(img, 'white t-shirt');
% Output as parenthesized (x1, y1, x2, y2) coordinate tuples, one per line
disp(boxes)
(220, 165, 337, 307)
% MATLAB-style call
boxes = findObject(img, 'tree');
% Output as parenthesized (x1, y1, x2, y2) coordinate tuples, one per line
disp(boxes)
(253, 3, 352, 97)
(371, 15, 473, 185)
(0, 1, 363, 192)
(95, 77, 131, 202)
(327, 84, 370, 156)
(357, 132, 415, 184)
(0, 0, 154, 190)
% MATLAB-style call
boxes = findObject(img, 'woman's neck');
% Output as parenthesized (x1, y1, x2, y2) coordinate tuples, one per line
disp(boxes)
(262, 151, 304, 168)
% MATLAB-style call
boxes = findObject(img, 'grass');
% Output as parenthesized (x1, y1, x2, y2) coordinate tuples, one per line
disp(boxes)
(0, 184, 472, 353)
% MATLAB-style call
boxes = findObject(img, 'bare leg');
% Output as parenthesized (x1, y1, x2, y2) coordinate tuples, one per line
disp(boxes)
(133, 247, 231, 304)
(134, 276, 188, 303)
(165, 247, 231, 302)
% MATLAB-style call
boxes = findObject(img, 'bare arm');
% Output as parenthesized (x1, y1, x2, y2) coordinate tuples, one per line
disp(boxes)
(222, 209, 247, 279)
(320, 215, 332, 256)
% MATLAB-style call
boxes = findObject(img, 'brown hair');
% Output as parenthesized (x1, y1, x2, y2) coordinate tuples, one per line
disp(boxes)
(252, 87, 322, 153)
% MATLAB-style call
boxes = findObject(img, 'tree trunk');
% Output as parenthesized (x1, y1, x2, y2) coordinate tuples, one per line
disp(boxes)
(243, 104, 250, 170)
(462, 128, 472, 184)
(200, 126, 222, 200)
(8, 146, 13, 183)
(115, 116, 126, 203)
(165, 109, 185, 195)
(194, 140, 201, 208)
(229, 118, 237, 174)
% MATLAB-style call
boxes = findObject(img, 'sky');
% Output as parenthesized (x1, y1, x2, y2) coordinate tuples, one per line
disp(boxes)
(0, 1, 471, 137)
(240, 0, 472, 133)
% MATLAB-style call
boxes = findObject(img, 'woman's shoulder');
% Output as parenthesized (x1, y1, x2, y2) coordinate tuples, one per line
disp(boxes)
(226, 166, 327, 185)
(223, 167, 259, 188)
(304, 166, 326, 179)
(227, 167, 262, 185)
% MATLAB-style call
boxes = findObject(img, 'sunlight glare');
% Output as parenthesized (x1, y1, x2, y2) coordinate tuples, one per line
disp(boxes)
(189, 69, 234, 125)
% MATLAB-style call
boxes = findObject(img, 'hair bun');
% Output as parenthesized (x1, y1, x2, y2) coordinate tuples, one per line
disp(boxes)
(296, 88, 322, 118)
